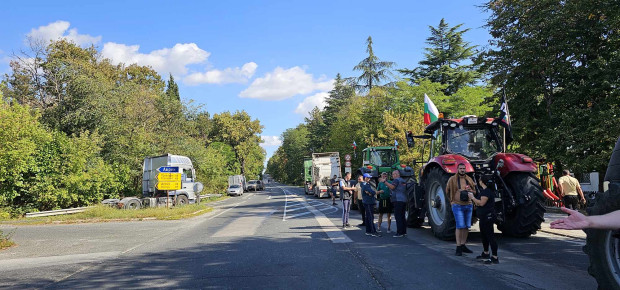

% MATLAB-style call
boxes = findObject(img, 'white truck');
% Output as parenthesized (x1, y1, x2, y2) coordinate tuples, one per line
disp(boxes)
(228, 175, 247, 191)
(311, 152, 341, 198)
(103, 154, 203, 209)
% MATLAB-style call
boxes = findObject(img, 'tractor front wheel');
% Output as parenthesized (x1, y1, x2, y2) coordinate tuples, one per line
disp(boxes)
(498, 173, 545, 238)
(424, 167, 455, 240)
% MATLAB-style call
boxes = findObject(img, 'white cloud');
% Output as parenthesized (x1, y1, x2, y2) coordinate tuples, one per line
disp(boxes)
(295, 92, 329, 117)
(184, 62, 257, 85)
(27, 21, 101, 46)
(101, 42, 210, 76)
(239, 66, 334, 100)
(261, 136, 283, 147)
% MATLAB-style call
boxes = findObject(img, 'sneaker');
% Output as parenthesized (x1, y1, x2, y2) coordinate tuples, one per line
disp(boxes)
(484, 257, 499, 264)
(461, 245, 473, 254)
(371, 233, 382, 237)
(333, 202, 337, 206)
(345, 223, 351, 227)
(387, 229, 392, 233)
(455, 246, 463, 256)
(476, 252, 490, 260)
(376, 228, 382, 233)
(393, 234, 404, 238)
(365, 232, 372, 236)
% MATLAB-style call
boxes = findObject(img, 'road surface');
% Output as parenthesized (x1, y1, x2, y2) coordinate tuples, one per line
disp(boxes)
(0, 184, 596, 289)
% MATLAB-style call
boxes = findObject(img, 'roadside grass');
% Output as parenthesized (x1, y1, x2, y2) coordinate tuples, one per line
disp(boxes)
(0, 195, 228, 225)
(0, 230, 14, 250)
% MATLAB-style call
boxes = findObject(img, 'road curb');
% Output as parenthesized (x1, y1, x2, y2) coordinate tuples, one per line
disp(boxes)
(538, 229, 586, 240)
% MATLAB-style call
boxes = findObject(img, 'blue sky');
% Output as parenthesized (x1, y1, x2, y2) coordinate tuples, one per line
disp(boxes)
(1, 0, 491, 165)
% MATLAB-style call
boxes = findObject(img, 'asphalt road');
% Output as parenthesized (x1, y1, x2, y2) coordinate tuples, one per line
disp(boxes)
(0, 184, 597, 289)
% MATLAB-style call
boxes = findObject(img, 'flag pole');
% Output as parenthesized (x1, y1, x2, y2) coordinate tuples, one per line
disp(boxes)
(503, 128, 506, 152)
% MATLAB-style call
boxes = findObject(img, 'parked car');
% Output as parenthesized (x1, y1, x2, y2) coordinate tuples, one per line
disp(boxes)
(227, 184, 243, 196)
(247, 180, 261, 191)
(256, 180, 264, 191)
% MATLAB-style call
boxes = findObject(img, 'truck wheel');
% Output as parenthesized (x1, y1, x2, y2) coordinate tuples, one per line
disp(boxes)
(424, 167, 455, 240)
(498, 173, 545, 237)
(124, 199, 141, 210)
(583, 184, 620, 290)
(175, 195, 189, 206)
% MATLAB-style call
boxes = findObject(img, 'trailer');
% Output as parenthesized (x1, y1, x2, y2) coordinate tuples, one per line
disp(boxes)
(311, 152, 341, 198)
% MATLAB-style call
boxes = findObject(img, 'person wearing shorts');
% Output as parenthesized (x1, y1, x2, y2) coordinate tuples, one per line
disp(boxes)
(376, 172, 393, 233)
(446, 163, 476, 256)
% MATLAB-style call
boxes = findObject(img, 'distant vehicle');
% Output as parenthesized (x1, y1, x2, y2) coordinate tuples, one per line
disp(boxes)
(228, 175, 247, 191)
(247, 180, 262, 191)
(311, 152, 341, 198)
(257, 180, 264, 191)
(103, 154, 203, 209)
(304, 157, 313, 194)
(227, 184, 243, 196)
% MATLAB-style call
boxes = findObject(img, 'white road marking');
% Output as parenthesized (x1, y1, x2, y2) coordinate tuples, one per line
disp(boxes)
(212, 209, 276, 238)
(267, 195, 271, 199)
(0, 251, 121, 271)
(279, 186, 352, 243)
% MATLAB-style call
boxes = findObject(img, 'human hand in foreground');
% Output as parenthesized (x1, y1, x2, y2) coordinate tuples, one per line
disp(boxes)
(550, 207, 590, 230)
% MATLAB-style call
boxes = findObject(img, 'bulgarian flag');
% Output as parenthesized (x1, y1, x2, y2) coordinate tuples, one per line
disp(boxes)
(424, 94, 439, 125)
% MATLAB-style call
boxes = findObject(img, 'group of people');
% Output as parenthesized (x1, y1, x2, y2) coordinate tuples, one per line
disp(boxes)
(328, 163, 618, 267)
(335, 171, 408, 238)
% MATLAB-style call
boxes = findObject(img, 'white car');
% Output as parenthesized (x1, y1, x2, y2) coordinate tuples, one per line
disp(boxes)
(227, 184, 243, 196)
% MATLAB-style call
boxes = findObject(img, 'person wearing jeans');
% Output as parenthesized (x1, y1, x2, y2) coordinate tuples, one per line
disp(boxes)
(339, 172, 355, 228)
(446, 163, 476, 256)
(361, 173, 379, 237)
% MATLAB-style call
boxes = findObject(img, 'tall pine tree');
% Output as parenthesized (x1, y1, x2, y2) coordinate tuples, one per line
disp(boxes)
(401, 18, 480, 95)
(353, 36, 395, 94)
(165, 74, 180, 101)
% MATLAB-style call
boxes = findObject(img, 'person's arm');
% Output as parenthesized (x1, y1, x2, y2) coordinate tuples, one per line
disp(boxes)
(551, 208, 620, 230)
(384, 180, 396, 190)
(468, 192, 489, 207)
(557, 181, 564, 197)
(577, 183, 586, 203)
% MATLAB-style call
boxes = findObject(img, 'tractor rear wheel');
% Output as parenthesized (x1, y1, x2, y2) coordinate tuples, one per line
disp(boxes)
(424, 167, 455, 240)
(499, 173, 545, 237)
(583, 184, 620, 290)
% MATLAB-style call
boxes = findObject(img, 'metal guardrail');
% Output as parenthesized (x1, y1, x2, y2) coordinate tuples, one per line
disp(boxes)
(25, 207, 92, 218)
(25, 194, 223, 218)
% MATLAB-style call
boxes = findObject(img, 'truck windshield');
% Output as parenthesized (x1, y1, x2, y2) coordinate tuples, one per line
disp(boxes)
(445, 126, 500, 160)
(370, 150, 394, 167)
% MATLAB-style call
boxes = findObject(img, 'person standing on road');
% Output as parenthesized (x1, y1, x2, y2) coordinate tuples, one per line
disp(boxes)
(355, 175, 366, 227)
(446, 163, 476, 256)
(362, 173, 380, 237)
(340, 172, 355, 228)
(330, 175, 339, 206)
(558, 169, 585, 211)
(382, 170, 406, 237)
(468, 175, 499, 264)
(376, 172, 393, 233)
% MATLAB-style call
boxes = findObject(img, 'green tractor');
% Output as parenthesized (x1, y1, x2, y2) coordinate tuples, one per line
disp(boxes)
(303, 157, 313, 194)
(356, 146, 415, 184)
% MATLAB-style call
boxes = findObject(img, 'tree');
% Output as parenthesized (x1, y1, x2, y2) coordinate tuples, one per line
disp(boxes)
(210, 111, 264, 175)
(323, 73, 355, 128)
(166, 74, 180, 101)
(401, 18, 480, 95)
(483, 0, 620, 182)
(353, 36, 396, 93)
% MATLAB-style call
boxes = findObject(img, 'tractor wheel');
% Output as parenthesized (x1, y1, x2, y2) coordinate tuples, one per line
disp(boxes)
(499, 173, 545, 237)
(424, 167, 455, 240)
(583, 184, 620, 290)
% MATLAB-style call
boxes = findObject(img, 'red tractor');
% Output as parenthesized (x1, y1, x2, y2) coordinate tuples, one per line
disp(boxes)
(406, 115, 545, 240)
